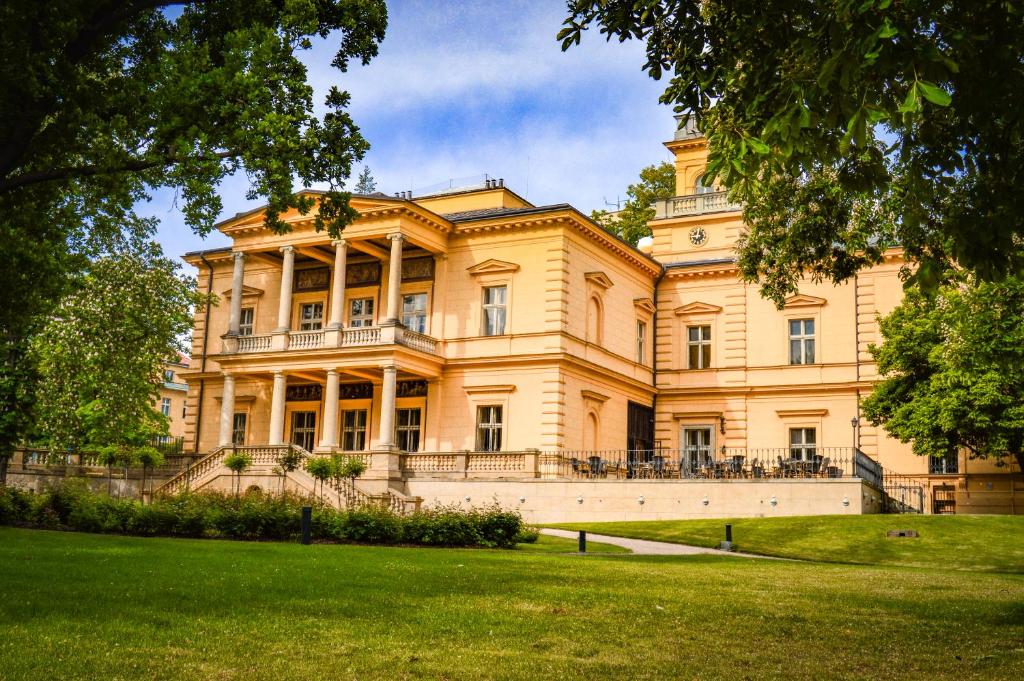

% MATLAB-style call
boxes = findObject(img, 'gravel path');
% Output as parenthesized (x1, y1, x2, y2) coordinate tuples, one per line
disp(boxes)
(540, 528, 771, 558)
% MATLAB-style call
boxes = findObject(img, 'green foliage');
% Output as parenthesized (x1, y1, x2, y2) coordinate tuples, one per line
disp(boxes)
(30, 247, 199, 452)
(0, 0, 388, 458)
(861, 276, 1024, 471)
(135, 446, 165, 471)
(223, 452, 253, 474)
(354, 166, 377, 194)
(305, 457, 334, 498)
(590, 161, 675, 245)
(331, 454, 367, 480)
(0, 484, 524, 548)
(561, 1, 1024, 304)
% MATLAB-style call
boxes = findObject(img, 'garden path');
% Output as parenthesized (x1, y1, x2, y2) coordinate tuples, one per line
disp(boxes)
(540, 528, 776, 558)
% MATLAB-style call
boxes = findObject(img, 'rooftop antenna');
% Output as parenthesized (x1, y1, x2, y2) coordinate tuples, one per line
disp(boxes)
(603, 196, 623, 211)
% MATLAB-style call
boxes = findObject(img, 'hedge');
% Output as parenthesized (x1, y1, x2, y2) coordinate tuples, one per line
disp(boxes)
(0, 481, 524, 548)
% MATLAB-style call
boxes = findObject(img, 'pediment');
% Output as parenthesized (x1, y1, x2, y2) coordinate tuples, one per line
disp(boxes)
(584, 271, 614, 289)
(673, 301, 722, 316)
(221, 284, 265, 299)
(466, 259, 520, 276)
(581, 389, 610, 404)
(783, 294, 827, 308)
(633, 298, 656, 314)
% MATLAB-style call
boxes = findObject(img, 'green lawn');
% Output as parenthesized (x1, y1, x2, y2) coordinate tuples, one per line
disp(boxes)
(517, 533, 631, 554)
(546, 515, 1024, 572)
(1, 527, 1022, 680)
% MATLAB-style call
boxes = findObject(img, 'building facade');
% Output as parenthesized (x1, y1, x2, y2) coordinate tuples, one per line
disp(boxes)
(177, 121, 1021, 515)
(158, 354, 189, 440)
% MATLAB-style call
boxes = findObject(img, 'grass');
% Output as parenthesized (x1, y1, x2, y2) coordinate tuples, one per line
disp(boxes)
(546, 515, 1024, 572)
(1, 527, 1022, 680)
(516, 533, 631, 554)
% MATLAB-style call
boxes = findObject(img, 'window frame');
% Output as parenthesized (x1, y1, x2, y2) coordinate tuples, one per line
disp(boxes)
(348, 296, 376, 328)
(481, 285, 508, 336)
(686, 324, 712, 369)
(636, 319, 648, 365)
(788, 318, 816, 365)
(401, 292, 429, 334)
(475, 405, 504, 452)
(238, 307, 255, 336)
(395, 407, 422, 453)
(232, 412, 248, 446)
(789, 427, 817, 461)
(341, 409, 368, 452)
(160, 397, 172, 417)
(297, 301, 325, 331)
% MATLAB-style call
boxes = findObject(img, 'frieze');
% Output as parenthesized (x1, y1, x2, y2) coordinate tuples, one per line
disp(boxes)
(402, 256, 435, 282)
(295, 267, 329, 292)
(397, 380, 428, 398)
(339, 382, 373, 400)
(346, 261, 381, 287)
(285, 383, 323, 402)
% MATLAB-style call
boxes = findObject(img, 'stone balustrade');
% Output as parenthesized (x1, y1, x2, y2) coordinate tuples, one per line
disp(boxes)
(652, 190, 741, 219)
(400, 451, 541, 479)
(288, 330, 324, 350)
(227, 325, 439, 355)
(237, 333, 272, 353)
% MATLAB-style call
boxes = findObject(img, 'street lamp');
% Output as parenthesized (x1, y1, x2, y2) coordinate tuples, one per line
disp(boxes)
(850, 416, 860, 452)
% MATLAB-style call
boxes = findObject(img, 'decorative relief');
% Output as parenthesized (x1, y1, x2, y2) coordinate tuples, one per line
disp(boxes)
(295, 267, 329, 292)
(339, 382, 373, 400)
(285, 384, 322, 402)
(346, 261, 381, 287)
(402, 256, 435, 282)
(396, 380, 428, 398)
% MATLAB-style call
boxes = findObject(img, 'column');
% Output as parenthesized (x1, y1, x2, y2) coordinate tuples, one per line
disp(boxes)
(227, 252, 245, 335)
(327, 239, 347, 329)
(269, 370, 287, 445)
(384, 233, 404, 323)
(218, 374, 236, 447)
(319, 369, 340, 450)
(275, 245, 295, 332)
(377, 365, 397, 449)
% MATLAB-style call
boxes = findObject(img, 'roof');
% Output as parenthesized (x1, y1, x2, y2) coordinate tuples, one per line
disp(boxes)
(665, 257, 736, 269)
(442, 205, 566, 222)
(183, 246, 231, 258)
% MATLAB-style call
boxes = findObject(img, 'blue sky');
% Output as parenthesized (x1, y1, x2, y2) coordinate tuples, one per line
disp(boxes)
(143, 1, 674, 271)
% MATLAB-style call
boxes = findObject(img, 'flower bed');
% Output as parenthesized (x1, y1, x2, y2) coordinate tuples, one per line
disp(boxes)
(0, 481, 524, 548)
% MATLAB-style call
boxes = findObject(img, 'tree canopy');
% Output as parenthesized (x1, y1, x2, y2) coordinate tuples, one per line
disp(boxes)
(30, 247, 200, 452)
(560, 0, 1024, 305)
(591, 161, 675, 245)
(355, 166, 378, 194)
(861, 277, 1024, 472)
(0, 0, 387, 457)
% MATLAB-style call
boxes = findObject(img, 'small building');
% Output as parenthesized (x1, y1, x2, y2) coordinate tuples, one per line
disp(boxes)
(158, 353, 189, 440)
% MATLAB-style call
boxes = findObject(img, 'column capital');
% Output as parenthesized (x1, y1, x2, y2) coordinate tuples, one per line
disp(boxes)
(331, 238, 347, 248)
(382, 364, 398, 374)
(387, 232, 405, 243)
(280, 244, 295, 254)
(232, 251, 246, 261)
(325, 368, 339, 376)
(271, 369, 285, 377)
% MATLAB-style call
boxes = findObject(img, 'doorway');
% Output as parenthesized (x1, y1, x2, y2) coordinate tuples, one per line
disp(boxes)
(682, 427, 714, 471)
(290, 411, 317, 452)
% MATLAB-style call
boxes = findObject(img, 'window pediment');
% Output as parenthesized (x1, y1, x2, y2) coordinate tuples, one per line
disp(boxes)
(221, 285, 265, 299)
(633, 297, 656, 314)
(467, 259, 520, 276)
(776, 408, 829, 418)
(464, 384, 517, 395)
(584, 271, 614, 289)
(783, 294, 827, 308)
(674, 301, 722, 316)
(581, 389, 610, 404)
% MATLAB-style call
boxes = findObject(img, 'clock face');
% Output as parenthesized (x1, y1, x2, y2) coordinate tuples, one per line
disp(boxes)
(689, 226, 707, 246)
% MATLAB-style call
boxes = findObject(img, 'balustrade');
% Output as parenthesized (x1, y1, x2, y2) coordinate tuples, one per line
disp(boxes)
(652, 190, 742, 219)
(288, 330, 324, 350)
(230, 325, 438, 355)
(237, 333, 272, 353)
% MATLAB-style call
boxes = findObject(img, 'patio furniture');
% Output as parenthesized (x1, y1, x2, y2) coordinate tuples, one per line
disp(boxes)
(588, 456, 605, 478)
(816, 456, 831, 478)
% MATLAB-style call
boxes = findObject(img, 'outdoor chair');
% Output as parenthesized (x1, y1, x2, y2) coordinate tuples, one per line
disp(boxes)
(652, 455, 666, 478)
(816, 457, 831, 478)
(588, 456, 604, 478)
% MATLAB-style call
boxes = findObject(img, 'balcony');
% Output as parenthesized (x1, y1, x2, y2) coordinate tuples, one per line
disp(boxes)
(652, 191, 741, 219)
(228, 325, 439, 356)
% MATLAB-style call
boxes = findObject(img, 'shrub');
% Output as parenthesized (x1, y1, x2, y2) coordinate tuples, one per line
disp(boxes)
(515, 527, 540, 544)
(339, 506, 404, 544)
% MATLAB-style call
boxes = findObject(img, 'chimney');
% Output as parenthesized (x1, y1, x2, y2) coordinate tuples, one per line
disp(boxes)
(498, 178, 504, 188)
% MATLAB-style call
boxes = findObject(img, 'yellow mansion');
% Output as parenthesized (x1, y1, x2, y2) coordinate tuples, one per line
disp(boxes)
(172, 120, 1021, 518)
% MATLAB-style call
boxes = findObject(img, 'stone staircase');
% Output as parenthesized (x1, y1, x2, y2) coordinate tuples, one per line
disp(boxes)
(152, 445, 420, 513)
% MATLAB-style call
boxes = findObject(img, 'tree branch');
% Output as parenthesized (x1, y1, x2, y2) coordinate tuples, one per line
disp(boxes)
(0, 149, 240, 193)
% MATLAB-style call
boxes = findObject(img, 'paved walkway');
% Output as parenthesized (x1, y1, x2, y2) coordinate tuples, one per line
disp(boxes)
(540, 528, 770, 558)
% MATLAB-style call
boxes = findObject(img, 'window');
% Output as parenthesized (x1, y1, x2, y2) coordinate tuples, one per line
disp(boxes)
(683, 427, 714, 469)
(476, 406, 503, 452)
(482, 286, 507, 336)
(587, 295, 603, 344)
(929, 451, 959, 475)
(395, 408, 421, 452)
(349, 298, 374, 327)
(160, 398, 171, 417)
(163, 369, 174, 383)
(789, 428, 817, 461)
(402, 293, 428, 333)
(694, 173, 714, 194)
(687, 325, 711, 369)
(290, 411, 317, 451)
(789, 319, 816, 364)
(232, 413, 247, 446)
(636, 320, 647, 364)
(342, 410, 368, 451)
(239, 307, 254, 336)
(298, 302, 324, 331)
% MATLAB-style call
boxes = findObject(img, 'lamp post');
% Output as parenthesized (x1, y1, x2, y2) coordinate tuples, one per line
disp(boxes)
(850, 416, 860, 452)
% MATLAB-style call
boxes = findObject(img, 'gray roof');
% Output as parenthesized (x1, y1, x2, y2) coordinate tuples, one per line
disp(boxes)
(442, 205, 571, 222)
(665, 257, 736, 269)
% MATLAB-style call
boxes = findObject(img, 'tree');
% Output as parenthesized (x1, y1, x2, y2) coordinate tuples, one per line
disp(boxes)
(306, 457, 333, 500)
(560, 1, 1024, 305)
(354, 166, 377, 194)
(0, 1, 388, 459)
(274, 447, 304, 494)
(591, 161, 675, 245)
(136, 446, 166, 500)
(224, 451, 253, 497)
(861, 276, 1024, 473)
(30, 246, 200, 453)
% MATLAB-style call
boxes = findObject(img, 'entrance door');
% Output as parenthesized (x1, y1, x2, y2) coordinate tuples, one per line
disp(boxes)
(683, 427, 713, 473)
(626, 401, 655, 474)
(290, 411, 317, 452)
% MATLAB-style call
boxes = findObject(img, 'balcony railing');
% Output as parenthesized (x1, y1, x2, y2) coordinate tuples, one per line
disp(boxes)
(652, 191, 741, 219)
(229, 325, 439, 355)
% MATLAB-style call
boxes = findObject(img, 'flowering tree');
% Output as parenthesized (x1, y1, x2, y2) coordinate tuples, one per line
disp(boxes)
(30, 246, 200, 455)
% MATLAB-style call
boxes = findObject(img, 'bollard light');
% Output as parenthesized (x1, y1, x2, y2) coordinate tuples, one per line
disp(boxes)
(464, 496, 471, 503)
(576, 495, 584, 504)
(637, 495, 645, 505)
(702, 495, 709, 506)
(842, 496, 850, 507)
(518, 496, 526, 504)
(769, 496, 778, 507)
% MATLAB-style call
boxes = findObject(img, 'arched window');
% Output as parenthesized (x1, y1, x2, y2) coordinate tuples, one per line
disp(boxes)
(587, 294, 604, 345)
(694, 173, 714, 194)
(584, 411, 600, 451)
